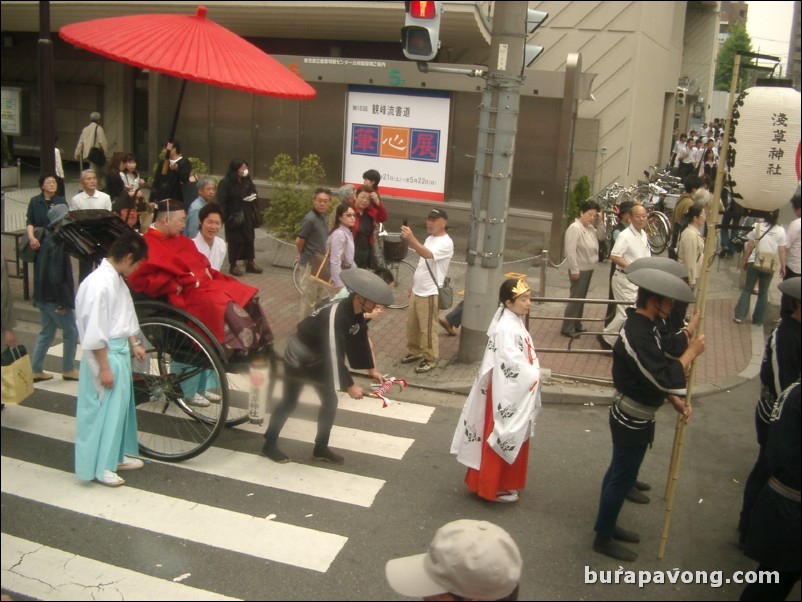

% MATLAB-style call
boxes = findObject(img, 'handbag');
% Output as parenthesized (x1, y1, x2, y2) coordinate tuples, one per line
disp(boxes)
(1, 345, 35, 405)
(752, 224, 779, 274)
(226, 210, 246, 229)
(425, 259, 453, 310)
(250, 196, 264, 228)
(18, 227, 44, 263)
(87, 125, 106, 168)
(308, 248, 333, 287)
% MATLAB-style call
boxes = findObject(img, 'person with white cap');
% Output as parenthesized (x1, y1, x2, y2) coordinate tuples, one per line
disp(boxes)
(262, 268, 393, 465)
(385, 519, 522, 601)
(593, 268, 704, 562)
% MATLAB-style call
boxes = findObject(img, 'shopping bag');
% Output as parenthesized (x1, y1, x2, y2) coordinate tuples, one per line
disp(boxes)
(1, 345, 35, 405)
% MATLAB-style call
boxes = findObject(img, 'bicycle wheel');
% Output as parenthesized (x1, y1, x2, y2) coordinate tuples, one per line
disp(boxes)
(292, 260, 303, 295)
(386, 260, 416, 309)
(134, 317, 229, 462)
(646, 210, 670, 255)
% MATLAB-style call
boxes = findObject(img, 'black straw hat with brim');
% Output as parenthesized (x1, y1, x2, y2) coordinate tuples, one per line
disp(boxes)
(341, 268, 395, 307)
(627, 268, 696, 303)
(624, 256, 688, 280)
(778, 277, 801, 301)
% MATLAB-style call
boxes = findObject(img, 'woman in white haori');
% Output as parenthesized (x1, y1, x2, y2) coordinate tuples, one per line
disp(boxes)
(451, 278, 541, 503)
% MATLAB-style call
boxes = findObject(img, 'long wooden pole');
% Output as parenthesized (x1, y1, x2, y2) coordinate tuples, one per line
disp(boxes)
(658, 54, 742, 560)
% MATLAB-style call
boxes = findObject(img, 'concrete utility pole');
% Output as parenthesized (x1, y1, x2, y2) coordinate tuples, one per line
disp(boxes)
(458, 1, 528, 362)
(38, 0, 56, 177)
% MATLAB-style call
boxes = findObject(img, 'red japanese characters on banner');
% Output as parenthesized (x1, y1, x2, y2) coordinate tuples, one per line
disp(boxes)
(729, 86, 801, 211)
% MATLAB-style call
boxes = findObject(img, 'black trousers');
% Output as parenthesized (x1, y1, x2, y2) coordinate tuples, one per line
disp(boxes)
(264, 366, 339, 448)
(228, 239, 255, 265)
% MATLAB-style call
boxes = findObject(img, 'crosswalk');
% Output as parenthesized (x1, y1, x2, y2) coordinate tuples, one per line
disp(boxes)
(1, 343, 437, 599)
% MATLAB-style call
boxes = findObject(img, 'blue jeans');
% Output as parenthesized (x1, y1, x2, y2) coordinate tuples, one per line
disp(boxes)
(594, 444, 648, 538)
(734, 264, 774, 325)
(31, 302, 78, 373)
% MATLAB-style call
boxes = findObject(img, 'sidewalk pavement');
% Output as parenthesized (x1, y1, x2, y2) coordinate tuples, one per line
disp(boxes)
(3, 179, 773, 405)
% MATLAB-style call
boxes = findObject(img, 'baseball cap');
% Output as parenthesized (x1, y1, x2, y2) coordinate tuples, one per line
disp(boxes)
(428, 208, 448, 220)
(385, 520, 521, 600)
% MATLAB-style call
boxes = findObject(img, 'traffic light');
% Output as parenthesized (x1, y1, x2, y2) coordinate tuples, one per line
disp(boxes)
(524, 9, 548, 68)
(676, 87, 687, 106)
(402, 0, 443, 62)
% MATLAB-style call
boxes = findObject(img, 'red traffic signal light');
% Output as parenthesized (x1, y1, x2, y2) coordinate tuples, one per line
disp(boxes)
(402, 0, 442, 62)
(408, 1, 436, 19)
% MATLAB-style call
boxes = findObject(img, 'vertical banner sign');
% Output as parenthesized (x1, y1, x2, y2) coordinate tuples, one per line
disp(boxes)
(344, 86, 451, 201)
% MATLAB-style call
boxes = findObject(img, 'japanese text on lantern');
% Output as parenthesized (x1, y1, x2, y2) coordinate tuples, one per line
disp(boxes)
(767, 112, 787, 176)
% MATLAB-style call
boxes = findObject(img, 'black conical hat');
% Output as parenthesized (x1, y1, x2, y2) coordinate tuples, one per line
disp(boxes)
(341, 268, 394, 306)
(778, 277, 801, 301)
(624, 256, 688, 279)
(626, 268, 695, 303)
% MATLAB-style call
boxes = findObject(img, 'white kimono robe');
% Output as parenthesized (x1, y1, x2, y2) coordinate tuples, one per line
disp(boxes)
(451, 307, 542, 469)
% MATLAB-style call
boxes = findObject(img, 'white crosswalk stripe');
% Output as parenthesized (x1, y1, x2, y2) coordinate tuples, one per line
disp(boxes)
(2, 533, 241, 601)
(2, 343, 437, 599)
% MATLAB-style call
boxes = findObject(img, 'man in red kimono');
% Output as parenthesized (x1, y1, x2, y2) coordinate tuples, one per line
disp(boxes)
(128, 200, 272, 358)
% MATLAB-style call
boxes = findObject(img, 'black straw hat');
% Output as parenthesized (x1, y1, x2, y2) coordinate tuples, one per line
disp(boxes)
(624, 256, 688, 280)
(626, 268, 695, 303)
(778, 277, 801, 301)
(341, 268, 395, 306)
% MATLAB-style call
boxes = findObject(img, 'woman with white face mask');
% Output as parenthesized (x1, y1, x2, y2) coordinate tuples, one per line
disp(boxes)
(217, 159, 262, 276)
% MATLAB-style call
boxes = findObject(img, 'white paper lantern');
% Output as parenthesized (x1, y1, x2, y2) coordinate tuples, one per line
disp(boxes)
(729, 86, 801, 211)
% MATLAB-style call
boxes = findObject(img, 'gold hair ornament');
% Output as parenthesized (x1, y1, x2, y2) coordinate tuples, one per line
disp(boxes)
(512, 278, 530, 298)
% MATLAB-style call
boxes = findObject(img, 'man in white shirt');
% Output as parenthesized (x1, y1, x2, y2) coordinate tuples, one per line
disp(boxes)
(671, 134, 687, 172)
(401, 209, 454, 374)
(599, 204, 651, 349)
(781, 193, 801, 317)
(69, 169, 112, 211)
(70, 169, 112, 282)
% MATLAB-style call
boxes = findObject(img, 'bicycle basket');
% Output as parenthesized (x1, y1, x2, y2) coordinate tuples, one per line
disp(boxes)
(383, 233, 408, 261)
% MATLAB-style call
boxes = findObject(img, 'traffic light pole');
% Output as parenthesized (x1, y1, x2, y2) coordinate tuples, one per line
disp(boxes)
(458, 1, 528, 362)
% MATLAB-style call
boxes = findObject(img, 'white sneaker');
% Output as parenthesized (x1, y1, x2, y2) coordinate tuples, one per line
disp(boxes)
(117, 456, 144, 471)
(204, 390, 222, 402)
(188, 393, 211, 408)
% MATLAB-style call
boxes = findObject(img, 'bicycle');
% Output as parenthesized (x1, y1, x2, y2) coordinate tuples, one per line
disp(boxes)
(378, 229, 416, 309)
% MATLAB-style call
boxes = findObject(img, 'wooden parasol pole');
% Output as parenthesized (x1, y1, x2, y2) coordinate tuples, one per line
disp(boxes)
(657, 54, 742, 559)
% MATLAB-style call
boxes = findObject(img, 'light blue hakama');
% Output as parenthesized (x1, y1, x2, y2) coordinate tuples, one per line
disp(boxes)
(74, 338, 139, 481)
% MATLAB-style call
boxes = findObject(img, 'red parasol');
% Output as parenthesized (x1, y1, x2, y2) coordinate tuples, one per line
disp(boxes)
(59, 6, 316, 100)
(60, 6, 316, 172)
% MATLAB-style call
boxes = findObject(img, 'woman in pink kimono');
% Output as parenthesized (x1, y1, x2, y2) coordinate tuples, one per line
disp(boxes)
(451, 278, 542, 503)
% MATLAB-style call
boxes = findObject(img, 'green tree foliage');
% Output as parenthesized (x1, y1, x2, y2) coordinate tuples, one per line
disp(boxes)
(568, 175, 591, 220)
(264, 153, 327, 240)
(714, 23, 754, 91)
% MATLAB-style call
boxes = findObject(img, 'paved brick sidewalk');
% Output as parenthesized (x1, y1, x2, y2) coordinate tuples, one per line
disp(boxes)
(4, 202, 772, 403)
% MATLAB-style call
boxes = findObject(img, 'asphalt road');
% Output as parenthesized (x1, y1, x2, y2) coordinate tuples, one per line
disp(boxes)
(4, 316, 794, 601)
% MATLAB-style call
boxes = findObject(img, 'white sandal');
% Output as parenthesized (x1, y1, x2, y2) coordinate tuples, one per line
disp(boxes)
(97, 470, 125, 487)
(117, 456, 144, 471)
